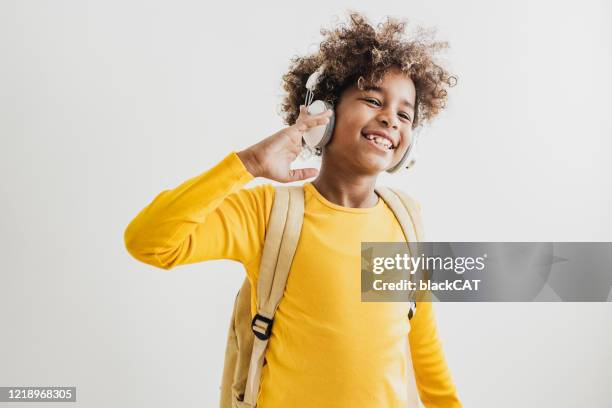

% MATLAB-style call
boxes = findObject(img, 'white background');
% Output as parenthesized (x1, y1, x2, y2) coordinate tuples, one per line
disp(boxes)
(1, 0, 611, 407)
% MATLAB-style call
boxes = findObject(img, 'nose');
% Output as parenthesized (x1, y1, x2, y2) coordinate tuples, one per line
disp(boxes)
(377, 111, 399, 129)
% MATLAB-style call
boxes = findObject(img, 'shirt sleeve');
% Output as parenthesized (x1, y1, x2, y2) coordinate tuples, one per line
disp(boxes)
(409, 301, 462, 408)
(123, 151, 274, 271)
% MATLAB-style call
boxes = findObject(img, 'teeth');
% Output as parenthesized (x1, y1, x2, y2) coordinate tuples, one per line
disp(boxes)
(364, 134, 393, 149)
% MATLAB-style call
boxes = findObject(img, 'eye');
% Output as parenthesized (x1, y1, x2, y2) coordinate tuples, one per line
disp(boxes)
(399, 112, 412, 122)
(363, 98, 381, 106)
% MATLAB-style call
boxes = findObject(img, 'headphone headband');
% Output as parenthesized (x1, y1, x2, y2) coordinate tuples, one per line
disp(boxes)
(305, 64, 326, 91)
(305, 64, 326, 107)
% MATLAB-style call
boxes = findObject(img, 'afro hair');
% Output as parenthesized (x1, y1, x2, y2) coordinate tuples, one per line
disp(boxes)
(280, 11, 457, 137)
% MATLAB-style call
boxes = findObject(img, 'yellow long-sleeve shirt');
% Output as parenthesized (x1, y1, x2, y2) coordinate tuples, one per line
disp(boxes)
(124, 151, 461, 407)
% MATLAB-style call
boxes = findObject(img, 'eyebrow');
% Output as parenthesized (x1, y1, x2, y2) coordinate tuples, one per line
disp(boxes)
(362, 85, 415, 111)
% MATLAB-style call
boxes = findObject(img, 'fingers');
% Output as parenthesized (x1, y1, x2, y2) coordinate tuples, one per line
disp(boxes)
(298, 104, 333, 119)
(295, 106, 333, 132)
(287, 167, 319, 182)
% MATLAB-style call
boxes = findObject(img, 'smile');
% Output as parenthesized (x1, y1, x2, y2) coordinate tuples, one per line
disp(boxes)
(361, 133, 395, 152)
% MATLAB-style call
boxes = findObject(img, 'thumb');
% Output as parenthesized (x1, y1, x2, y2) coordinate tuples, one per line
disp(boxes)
(287, 167, 319, 182)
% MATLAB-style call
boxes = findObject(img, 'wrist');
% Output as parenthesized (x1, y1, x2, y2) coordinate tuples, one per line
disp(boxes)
(236, 148, 262, 178)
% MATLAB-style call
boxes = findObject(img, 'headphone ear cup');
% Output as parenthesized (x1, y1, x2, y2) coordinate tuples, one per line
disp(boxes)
(386, 149, 410, 173)
(317, 101, 335, 148)
(303, 100, 335, 149)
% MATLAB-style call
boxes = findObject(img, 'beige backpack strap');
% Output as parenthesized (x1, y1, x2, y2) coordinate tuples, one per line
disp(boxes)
(242, 185, 304, 407)
(387, 187, 425, 242)
(374, 186, 422, 301)
(375, 186, 425, 408)
(374, 186, 424, 242)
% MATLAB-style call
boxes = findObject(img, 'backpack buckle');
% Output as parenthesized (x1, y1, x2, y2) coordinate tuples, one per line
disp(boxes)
(408, 301, 417, 320)
(251, 314, 274, 340)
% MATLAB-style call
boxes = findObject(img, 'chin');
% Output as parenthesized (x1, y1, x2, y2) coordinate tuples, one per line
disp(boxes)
(356, 155, 393, 174)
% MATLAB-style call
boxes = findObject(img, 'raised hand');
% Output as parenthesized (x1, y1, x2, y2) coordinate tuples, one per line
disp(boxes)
(237, 105, 333, 183)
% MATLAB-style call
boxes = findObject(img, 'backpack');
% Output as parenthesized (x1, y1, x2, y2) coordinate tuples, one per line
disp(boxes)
(219, 185, 425, 408)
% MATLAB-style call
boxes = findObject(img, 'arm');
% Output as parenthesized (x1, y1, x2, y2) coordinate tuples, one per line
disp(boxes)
(123, 152, 272, 270)
(124, 106, 331, 270)
(409, 301, 462, 408)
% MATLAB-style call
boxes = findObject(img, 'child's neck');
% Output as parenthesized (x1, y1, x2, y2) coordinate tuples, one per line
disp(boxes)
(311, 162, 379, 209)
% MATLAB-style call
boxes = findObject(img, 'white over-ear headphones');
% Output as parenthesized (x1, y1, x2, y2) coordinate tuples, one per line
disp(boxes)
(301, 64, 420, 173)
(302, 65, 335, 150)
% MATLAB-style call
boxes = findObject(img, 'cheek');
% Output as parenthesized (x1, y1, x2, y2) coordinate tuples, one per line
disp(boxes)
(333, 111, 363, 140)
(397, 132, 412, 154)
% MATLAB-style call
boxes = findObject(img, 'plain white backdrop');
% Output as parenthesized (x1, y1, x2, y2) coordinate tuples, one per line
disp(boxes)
(1, 0, 611, 407)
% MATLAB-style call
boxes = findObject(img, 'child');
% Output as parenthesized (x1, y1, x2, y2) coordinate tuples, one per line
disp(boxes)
(125, 12, 459, 408)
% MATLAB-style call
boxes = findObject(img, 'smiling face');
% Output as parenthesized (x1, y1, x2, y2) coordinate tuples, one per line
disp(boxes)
(323, 67, 417, 174)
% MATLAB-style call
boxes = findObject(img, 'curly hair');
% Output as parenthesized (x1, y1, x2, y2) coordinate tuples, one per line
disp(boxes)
(280, 12, 457, 138)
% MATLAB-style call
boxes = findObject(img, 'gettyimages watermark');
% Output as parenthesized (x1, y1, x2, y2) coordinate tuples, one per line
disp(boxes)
(361, 242, 612, 302)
